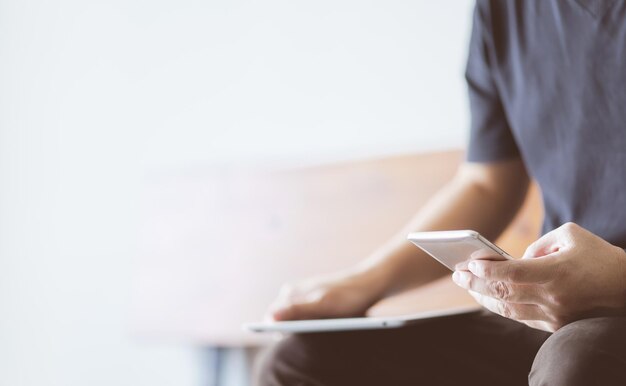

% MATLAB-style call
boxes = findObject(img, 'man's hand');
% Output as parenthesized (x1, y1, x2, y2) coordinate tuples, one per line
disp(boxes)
(452, 222, 626, 332)
(267, 268, 387, 321)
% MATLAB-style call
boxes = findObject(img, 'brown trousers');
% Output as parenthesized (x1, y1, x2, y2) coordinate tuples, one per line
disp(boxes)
(255, 311, 626, 386)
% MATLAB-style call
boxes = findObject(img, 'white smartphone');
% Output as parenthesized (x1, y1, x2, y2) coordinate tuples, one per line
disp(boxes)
(407, 230, 514, 271)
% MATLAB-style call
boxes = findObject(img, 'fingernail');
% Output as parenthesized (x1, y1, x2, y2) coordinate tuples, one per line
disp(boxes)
(468, 261, 478, 273)
(452, 271, 460, 283)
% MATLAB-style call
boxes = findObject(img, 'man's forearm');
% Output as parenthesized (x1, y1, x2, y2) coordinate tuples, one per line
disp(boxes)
(356, 159, 530, 299)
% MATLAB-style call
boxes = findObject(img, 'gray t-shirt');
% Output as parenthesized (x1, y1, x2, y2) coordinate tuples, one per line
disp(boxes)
(466, 0, 626, 247)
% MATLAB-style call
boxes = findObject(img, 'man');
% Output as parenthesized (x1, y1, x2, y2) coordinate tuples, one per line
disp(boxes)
(256, 1, 626, 385)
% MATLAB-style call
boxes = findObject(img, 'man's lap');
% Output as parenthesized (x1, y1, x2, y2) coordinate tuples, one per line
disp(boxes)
(256, 312, 626, 386)
(255, 310, 550, 386)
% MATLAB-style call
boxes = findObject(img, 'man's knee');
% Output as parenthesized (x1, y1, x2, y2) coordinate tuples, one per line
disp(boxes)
(253, 327, 420, 386)
(530, 317, 626, 386)
(255, 335, 314, 386)
(254, 333, 347, 386)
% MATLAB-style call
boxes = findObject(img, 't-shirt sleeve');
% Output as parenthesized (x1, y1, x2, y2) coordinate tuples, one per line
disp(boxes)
(465, 1, 520, 162)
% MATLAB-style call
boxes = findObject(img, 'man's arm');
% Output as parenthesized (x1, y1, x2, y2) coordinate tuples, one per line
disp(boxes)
(268, 157, 530, 321)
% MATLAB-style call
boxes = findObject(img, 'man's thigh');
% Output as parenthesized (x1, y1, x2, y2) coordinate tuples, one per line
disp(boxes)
(255, 310, 550, 386)
(530, 317, 626, 386)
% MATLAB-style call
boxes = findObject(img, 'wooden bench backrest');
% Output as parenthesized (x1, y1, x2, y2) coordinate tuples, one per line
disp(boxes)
(132, 150, 542, 344)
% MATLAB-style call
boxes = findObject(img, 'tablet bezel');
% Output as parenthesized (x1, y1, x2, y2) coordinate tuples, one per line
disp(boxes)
(243, 306, 480, 333)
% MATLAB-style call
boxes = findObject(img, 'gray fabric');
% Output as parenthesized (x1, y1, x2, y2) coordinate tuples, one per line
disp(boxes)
(466, 0, 626, 247)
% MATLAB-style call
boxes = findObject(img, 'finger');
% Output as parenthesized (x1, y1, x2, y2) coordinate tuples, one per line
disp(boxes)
(454, 252, 504, 272)
(266, 286, 297, 320)
(271, 298, 326, 321)
(454, 260, 470, 271)
(468, 258, 554, 284)
(470, 248, 505, 261)
(452, 271, 542, 303)
(523, 320, 555, 332)
(523, 224, 577, 258)
(268, 285, 316, 321)
(266, 300, 293, 321)
(468, 290, 548, 322)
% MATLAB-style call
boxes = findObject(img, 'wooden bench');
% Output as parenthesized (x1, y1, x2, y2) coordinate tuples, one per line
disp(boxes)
(131, 149, 542, 345)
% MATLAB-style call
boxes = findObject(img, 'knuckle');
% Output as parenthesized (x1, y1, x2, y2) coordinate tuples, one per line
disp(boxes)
(491, 281, 511, 300)
(542, 279, 567, 304)
(543, 302, 571, 327)
(548, 292, 567, 309)
(561, 222, 579, 234)
(317, 290, 336, 306)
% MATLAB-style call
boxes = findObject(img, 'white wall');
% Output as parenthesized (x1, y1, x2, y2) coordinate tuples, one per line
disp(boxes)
(0, 0, 474, 385)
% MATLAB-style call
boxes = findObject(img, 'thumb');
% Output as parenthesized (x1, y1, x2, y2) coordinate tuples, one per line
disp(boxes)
(523, 229, 563, 259)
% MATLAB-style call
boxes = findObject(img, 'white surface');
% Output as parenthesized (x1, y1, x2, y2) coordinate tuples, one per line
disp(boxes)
(0, 0, 474, 385)
(408, 231, 513, 271)
(244, 306, 480, 333)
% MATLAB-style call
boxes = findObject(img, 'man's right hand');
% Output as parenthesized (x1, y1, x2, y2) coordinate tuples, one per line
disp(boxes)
(267, 268, 387, 321)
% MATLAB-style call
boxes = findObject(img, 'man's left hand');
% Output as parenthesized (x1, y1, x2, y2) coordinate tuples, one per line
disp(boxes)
(452, 222, 626, 332)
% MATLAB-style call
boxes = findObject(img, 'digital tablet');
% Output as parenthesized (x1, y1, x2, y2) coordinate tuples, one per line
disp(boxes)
(407, 230, 514, 271)
(243, 306, 480, 333)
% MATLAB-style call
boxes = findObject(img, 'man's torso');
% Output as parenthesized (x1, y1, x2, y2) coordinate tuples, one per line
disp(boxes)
(482, 0, 626, 246)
